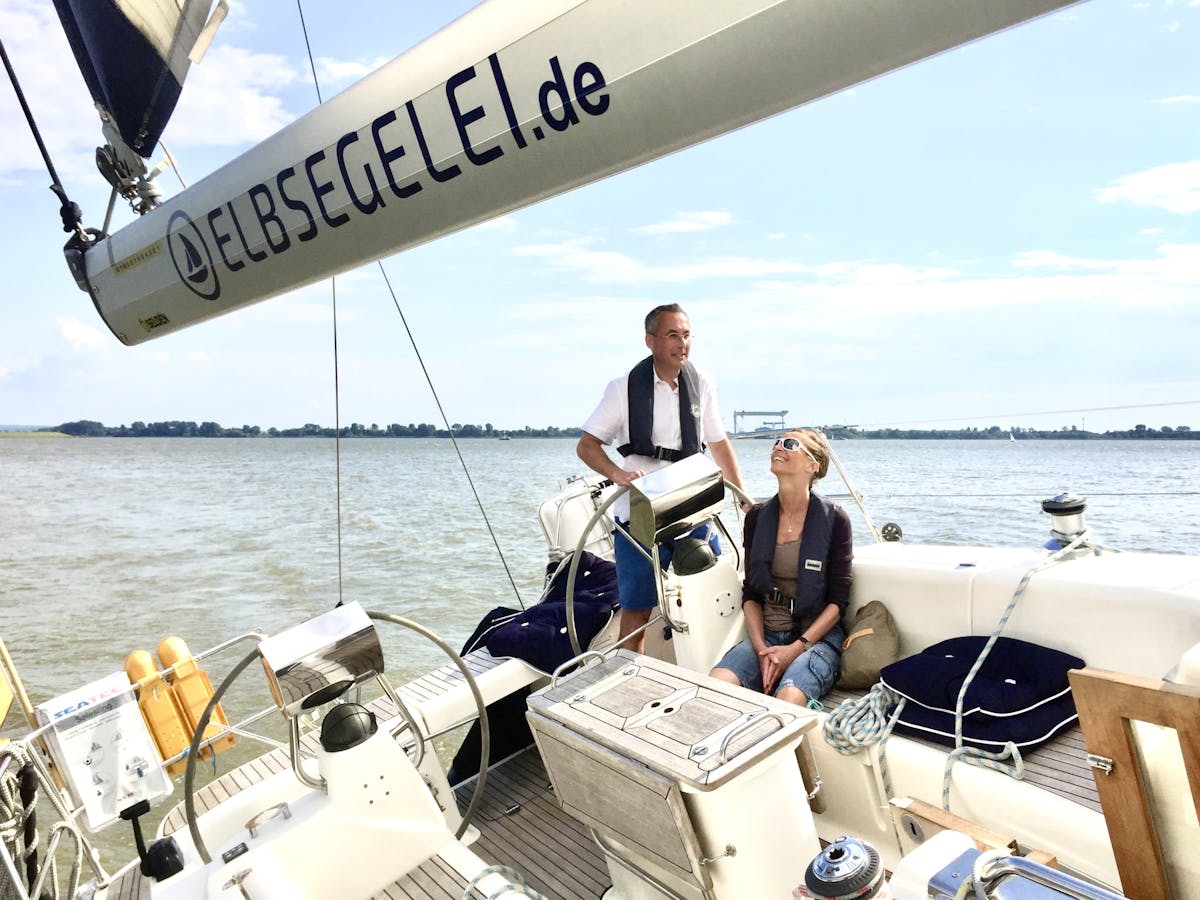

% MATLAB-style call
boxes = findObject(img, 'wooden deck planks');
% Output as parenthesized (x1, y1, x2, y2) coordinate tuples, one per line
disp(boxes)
(455, 749, 610, 899)
(381, 854, 467, 900)
(105, 862, 146, 900)
(106, 657, 1105, 900)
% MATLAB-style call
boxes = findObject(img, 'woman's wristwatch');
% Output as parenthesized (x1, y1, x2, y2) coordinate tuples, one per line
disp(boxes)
(798, 636, 813, 651)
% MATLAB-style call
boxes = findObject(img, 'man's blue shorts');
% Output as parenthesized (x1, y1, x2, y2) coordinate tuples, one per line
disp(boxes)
(714, 631, 841, 701)
(613, 520, 721, 612)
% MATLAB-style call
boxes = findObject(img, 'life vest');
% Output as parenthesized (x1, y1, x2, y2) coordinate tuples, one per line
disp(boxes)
(744, 493, 841, 641)
(616, 355, 702, 461)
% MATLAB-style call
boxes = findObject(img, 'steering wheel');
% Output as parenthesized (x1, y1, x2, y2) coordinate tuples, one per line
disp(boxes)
(563, 476, 754, 655)
(183, 612, 490, 864)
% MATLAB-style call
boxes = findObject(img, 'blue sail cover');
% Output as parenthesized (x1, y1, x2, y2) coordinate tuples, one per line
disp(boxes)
(54, 0, 220, 157)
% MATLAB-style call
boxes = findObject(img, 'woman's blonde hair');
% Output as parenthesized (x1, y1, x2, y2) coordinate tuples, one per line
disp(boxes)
(795, 428, 830, 485)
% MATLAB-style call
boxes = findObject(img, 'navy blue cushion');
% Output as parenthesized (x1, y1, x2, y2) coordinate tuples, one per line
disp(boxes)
(891, 690, 1080, 749)
(483, 599, 615, 673)
(881, 636, 1084, 750)
(462, 552, 618, 674)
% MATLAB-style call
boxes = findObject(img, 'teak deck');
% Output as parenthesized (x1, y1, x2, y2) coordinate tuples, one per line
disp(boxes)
(103, 653, 1103, 898)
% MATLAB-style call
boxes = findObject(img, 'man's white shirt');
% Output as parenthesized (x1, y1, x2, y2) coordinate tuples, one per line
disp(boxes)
(582, 365, 727, 521)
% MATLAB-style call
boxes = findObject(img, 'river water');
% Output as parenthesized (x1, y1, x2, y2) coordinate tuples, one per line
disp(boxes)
(3, 436, 1199, 701)
(1, 435, 1198, 870)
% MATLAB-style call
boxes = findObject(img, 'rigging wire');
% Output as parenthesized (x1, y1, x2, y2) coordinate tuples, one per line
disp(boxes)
(331, 278, 344, 603)
(296, 0, 342, 604)
(157, 142, 188, 189)
(294, 2, 522, 607)
(295, 1, 323, 105)
(0, 33, 86, 241)
(375, 262, 527, 609)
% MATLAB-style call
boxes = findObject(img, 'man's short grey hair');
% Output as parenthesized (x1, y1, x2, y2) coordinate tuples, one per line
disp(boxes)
(645, 303, 687, 334)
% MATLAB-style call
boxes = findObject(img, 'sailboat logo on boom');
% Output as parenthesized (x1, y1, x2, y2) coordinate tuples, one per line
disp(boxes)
(166, 210, 220, 301)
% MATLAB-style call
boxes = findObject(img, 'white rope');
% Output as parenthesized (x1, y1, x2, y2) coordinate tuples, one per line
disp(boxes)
(943, 741, 1025, 810)
(462, 864, 548, 900)
(823, 683, 901, 756)
(0, 742, 84, 900)
(822, 683, 907, 797)
(0, 745, 39, 900)
(824, 530, 1106, 811)
(940, 529, 1095, 808)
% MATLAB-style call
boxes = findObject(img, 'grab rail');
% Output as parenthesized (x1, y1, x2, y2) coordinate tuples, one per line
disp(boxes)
(718, 712, 788, 765)
(976, 851, 1125, 900)
(550, 651, 607, 687)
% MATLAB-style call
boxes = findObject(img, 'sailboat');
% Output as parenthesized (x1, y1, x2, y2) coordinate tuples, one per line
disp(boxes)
(2, 1, 1199, 899)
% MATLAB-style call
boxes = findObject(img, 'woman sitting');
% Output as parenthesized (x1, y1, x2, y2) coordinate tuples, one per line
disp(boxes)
(710, 429, 852, 707)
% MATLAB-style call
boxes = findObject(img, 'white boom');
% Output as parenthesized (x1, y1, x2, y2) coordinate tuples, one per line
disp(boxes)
(72, 0, 1078, 345)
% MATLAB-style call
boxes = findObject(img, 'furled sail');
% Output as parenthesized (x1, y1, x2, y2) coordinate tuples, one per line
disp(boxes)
(54, 0, 226, 160)
(70, 0, 1078, 345)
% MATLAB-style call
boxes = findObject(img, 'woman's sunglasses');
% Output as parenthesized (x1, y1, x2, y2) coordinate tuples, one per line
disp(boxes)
(774, 437, 818, 463)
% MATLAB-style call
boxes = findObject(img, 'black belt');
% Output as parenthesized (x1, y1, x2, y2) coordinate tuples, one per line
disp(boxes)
(766, 586, 794, 611)
(617, 444, 703, 462)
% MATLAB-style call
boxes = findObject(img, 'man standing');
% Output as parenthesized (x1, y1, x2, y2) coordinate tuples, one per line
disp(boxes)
(577, 304, 745, 653)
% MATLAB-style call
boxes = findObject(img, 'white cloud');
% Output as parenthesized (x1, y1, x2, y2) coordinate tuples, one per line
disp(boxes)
(1154, 95, 1200, 104)
(56, 316, 105, 351)
(0, 1, 299, 186)
(0, 1, 100, 180)
(1013, 242, 1199, 279)
(632, 211, 733, 235)
(512, 238, 813, 283)
(1096, 161, 1200, 213)
(473, 215, 520, 234)
(317, 56, 391, 89)
(0, 355, 32, 381)
(165, 45, 298, 148)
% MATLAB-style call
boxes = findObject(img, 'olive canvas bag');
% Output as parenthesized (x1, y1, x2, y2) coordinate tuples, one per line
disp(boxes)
(836, 600, 900, 689)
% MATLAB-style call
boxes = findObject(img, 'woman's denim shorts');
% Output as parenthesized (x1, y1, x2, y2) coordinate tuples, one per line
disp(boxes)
(715, 630, 840, 700)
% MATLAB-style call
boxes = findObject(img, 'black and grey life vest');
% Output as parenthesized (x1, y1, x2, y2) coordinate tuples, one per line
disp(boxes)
(744, 493, 837, 638)
(616, 355, 702, 461)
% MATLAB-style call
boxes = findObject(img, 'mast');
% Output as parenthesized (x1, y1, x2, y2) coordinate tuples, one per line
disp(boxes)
(69, 0, 1079, 345)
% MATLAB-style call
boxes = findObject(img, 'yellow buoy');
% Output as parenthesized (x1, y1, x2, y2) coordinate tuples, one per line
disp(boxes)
(0, 668, 13, 732)
(125, 650, 193, 776)
(156, 637, 236, 757)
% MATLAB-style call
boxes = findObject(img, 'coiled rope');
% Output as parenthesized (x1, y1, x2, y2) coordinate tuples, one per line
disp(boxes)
(822, 682, 907, 800)
(824, 529, 1104, 811)
(0, 751, 37, 899)
(0, 742, 84, 900)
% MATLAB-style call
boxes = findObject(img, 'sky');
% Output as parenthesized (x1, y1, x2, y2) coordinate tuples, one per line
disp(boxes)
(0, 0, 1198, 434)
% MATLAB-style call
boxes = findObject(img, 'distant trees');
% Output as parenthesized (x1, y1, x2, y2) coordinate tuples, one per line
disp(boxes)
(52, 420, 584, 439)
(57, 420, 106, 436)
(49, 420, 1200, 440)
(821, 425, 1200, 441)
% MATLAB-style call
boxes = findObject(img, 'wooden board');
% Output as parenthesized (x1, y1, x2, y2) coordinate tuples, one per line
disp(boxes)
(1070, 667, 1200, 900)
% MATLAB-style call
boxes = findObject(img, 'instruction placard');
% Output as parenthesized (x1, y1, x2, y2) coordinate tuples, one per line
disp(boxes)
(35, 671, 171, 831)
